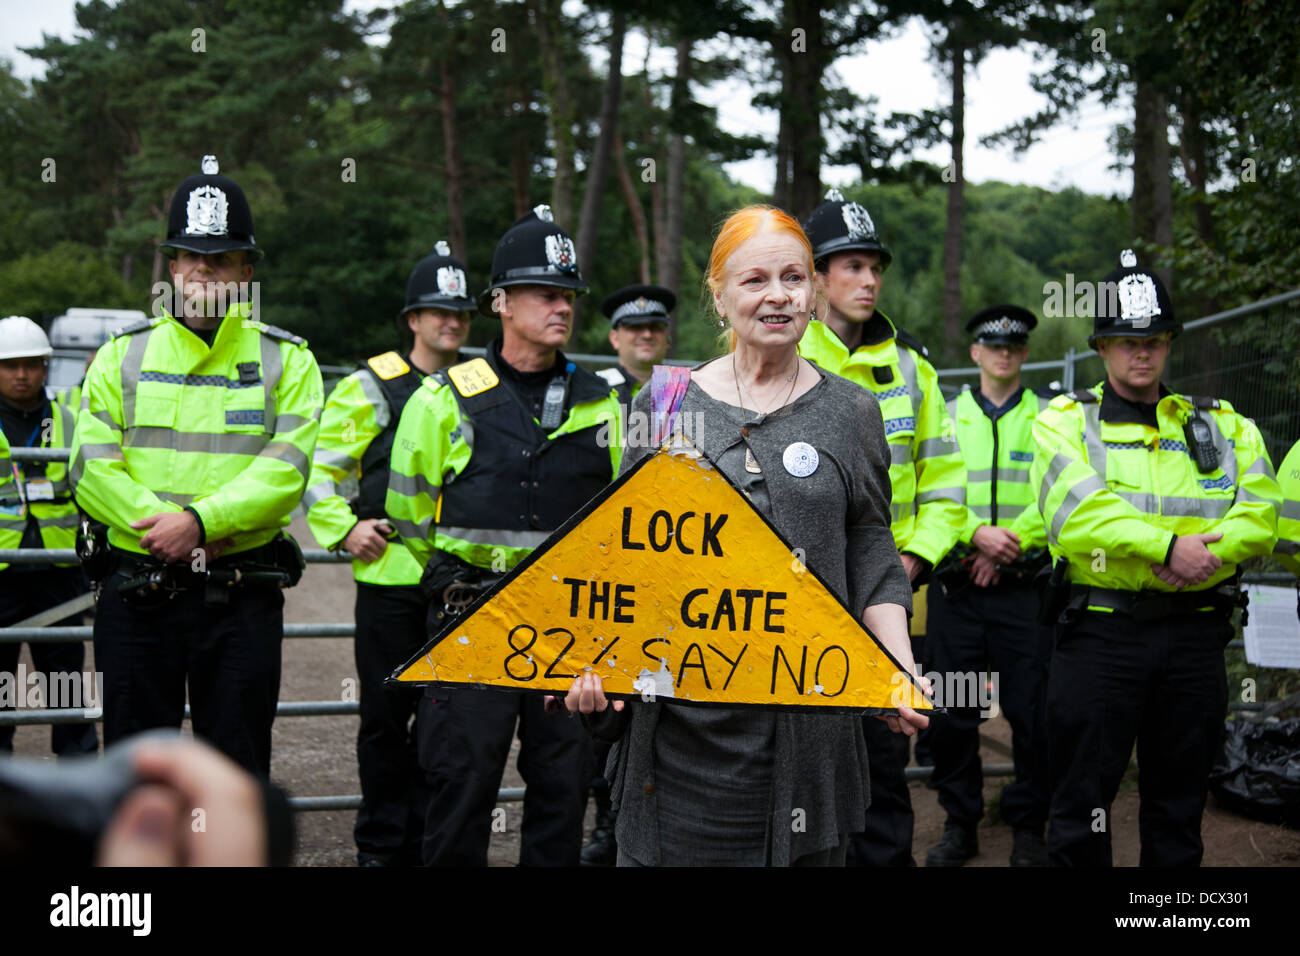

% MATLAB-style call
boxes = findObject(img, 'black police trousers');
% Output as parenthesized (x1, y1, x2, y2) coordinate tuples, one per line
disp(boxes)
(353, 581, 430, 865)
(1046, 606, 1230, 866)
(846, 628, 927, 867)
(0, 567, 98, 756)
(417, 688, 593, 866)
(94, 569, 283, 777)
(925, 582, 1051, 830)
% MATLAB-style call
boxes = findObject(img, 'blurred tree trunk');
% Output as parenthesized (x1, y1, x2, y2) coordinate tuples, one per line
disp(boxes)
(575, 8, 627, 341)
(942, 32, 965, 346)
(658, 35, 691, 334)
(1132, 77, 1173, 289)
(530, 0, 576, 230)
(614, 131, 651, 284)
(1177, 93, 1216, 311)
(507, 80, 530, 219)
(785, 0, 823, 219)
(436, 0, 466, 263)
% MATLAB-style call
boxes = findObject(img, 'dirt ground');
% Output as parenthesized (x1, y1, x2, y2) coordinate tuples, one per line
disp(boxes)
(10, 515, 1300, 867)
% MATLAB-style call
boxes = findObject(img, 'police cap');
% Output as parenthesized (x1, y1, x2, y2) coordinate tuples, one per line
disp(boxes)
(160, 156, 262, 262)
(400, 241, 475, 318)
(478, 205, 587, 317)
(967, 304, 1037, 346)
(802, 188, 892, 270)
(601, 284, 675, 328)
(1088, 248, 1180, 349)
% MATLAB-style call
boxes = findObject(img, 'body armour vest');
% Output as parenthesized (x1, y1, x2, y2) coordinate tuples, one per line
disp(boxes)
(355, 359, 426, 519)
(437, 353, 613, 533)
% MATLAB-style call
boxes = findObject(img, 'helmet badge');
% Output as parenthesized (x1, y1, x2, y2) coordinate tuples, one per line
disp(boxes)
(436, 266, 466, 297)
(841, 202, 875, 240)
(185, 185, 229, 236)
(1117, 273, 1162, 323)
(544, 233, 577, 272)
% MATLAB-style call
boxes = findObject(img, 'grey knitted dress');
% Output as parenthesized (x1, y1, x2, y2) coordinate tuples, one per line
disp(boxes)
(586, 360, 912, 866)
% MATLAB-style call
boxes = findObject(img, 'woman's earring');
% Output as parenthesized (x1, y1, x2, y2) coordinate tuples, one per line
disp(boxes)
(810, 308, 817, 322)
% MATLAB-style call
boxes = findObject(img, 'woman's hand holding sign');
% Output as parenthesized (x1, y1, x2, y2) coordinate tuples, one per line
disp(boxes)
(563, 672, 626, 714)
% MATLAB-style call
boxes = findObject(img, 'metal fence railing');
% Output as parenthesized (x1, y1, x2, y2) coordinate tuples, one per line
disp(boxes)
(933, 288, 1300, 464)
(7, 290, 1298, 814)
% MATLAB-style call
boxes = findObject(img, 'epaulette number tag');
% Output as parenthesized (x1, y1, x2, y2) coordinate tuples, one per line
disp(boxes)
(367, 351, 411, 381)
(447, 358, 499, 397)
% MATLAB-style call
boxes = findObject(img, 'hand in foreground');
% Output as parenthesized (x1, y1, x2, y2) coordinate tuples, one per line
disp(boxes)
(971, 524, 1021, 564)
(343, 519, 391, 563)
(877, 672, 932, 736)
(970, 552, 1002, 588)
(97, 738, 267, 867)
(132, 511, 203, 563)
(900, 553, 924, 583)
(563, 672, 626, 715)
(1167, 533, 1222, 585)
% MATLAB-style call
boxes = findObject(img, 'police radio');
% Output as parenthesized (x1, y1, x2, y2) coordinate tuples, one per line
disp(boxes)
(540, 363, 574, 431)
(1183, 410, 1219, 474)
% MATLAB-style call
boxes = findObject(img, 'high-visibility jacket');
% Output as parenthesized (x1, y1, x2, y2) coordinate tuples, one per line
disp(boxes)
(304, 352, 427, 586)
(69, 304, 323, 556)
(0, 398, 80, 571)
(597, 364, 642, 409)
(387, 349, 623, 574)
(1030, 381, 1280, 592)
(1276, 438, 1300, 575)
(799, 316, 967, 565)
(946, 385, 1051, 549)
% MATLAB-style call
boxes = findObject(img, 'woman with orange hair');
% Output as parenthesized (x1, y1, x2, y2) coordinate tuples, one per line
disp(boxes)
(567, 205, 926, 866)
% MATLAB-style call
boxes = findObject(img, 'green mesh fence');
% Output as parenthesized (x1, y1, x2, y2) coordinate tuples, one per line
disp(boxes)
(937, 289, 1300, 467)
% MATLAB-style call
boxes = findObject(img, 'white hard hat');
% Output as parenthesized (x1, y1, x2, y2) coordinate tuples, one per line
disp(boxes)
(0, 316, 53, 361)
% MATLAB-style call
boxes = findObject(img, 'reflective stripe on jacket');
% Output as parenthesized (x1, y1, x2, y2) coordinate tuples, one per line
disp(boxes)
(799, 317, 966, 564)
(304, 364, 424, 585)
(1030, 381, 1280, 591)
(1274, 438, 1300, 576)
(69, 304, 323, 556)
(0, 399, 80, 570)
(946, 386, 1051, 548)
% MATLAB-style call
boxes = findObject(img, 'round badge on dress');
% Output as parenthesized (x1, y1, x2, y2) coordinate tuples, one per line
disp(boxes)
(783, 442, 819, 477)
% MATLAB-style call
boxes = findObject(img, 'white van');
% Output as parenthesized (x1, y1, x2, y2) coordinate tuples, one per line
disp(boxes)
(46, 308, 147, 398)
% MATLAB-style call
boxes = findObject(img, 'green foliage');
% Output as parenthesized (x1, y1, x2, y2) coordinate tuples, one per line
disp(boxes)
(844, 180, 1130, 365)
(0, 242, 134, 319)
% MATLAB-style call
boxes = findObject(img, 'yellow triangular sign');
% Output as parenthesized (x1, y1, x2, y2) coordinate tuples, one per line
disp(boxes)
(394, 448, 931, 713)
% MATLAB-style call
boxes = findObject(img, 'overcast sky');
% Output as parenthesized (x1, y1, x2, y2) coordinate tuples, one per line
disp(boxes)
(0, 0, 1130, 198)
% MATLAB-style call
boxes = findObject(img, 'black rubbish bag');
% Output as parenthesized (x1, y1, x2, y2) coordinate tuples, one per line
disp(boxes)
(1209, 718, 1300, 828)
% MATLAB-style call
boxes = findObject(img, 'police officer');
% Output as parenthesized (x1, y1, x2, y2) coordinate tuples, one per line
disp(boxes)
(70, 156, 323, 777)
(798, 188, 967, 866)
(597, 284, 673, 407)
(387, 205, 622, 866)
(1031, 250, 1280, 866)
(304, 241, 473, 866)
(0, 317, 97, 756)
(924, 304, 1053, 866)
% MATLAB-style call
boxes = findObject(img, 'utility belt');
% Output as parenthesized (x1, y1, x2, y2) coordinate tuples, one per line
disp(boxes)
(934, 545, 1049, 600)
(420, 551, 503, 636)
(1064, 574, 1246, 624)
(104, 534, 305, 609)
